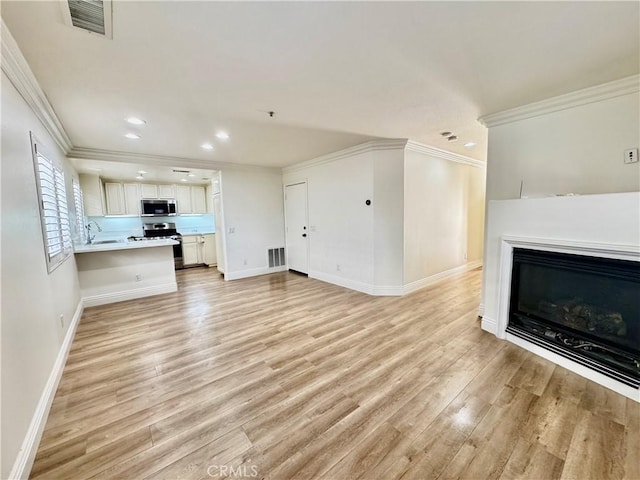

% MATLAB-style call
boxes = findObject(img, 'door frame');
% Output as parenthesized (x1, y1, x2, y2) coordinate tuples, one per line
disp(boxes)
(283, 180, 309, 274)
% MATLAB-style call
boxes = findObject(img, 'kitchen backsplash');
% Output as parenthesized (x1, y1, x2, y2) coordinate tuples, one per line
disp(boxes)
(87, 214, 215, 240)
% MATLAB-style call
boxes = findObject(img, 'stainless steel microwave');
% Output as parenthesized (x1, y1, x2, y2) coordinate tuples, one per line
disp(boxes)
(140, 199, 177, 216)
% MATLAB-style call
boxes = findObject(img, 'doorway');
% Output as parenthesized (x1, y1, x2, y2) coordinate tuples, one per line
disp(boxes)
(285, 182, 309, 274)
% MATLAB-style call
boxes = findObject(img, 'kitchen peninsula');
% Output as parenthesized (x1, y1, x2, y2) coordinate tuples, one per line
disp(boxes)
(75, 239, 178, 307)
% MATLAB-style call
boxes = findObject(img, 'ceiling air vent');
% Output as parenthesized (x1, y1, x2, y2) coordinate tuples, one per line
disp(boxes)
(61, 0, 113, 39)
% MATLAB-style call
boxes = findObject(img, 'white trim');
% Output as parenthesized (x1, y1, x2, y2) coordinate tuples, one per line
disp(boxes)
(308, 270, 375, 295)
(283, 139, 408, 173)
(67, 147, 279, 173)
(479, 74, 640, 128)
(1, 20, 72, 153)
(224, 266, 287, 281)
(403, 260, 483, 295)
(8, 300, 83, 480)
(81, 282, 177, 307)
(371, 285, 404, 296)
(481, 316, 498, 335)
(478, 303, 485, 317)
(507, 333, 639, 402)
(405, 140, 485, 168)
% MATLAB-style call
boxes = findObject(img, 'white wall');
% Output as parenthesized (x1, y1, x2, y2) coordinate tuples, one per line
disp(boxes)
(219, 168, 286, 280)
(403, 150, 483, 285)
(1, 72, 82, 479)
(486, 91, 640, 201)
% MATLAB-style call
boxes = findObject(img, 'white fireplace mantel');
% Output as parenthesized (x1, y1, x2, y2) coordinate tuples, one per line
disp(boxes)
(481, 193, 640, 401)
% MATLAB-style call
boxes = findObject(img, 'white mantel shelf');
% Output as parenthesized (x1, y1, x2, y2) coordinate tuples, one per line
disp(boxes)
(74, 238, 177, 254)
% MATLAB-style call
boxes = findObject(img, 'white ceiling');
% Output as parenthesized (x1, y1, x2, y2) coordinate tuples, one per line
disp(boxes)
(2, 1, 638, 169)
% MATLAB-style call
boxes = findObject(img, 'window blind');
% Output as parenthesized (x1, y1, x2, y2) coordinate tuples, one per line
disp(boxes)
(73, 180, 86, 244)
(32, 133, 72, 272)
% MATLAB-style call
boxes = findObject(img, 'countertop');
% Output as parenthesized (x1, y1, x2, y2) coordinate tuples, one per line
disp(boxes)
(180, 231, 215, 236)
(74, 238, 178, 254)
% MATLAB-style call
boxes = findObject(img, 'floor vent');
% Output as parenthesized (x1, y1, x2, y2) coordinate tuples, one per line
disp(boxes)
(62, 0, 113, 39)
(268, 247, 285, 268)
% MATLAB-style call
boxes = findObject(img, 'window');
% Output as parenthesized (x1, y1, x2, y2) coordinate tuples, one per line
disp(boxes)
(31, 133, 72, 272)
(73, 179, 87, 244)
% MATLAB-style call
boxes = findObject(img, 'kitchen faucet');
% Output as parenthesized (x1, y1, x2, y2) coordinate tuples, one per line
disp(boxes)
(85, 220, 102, 244)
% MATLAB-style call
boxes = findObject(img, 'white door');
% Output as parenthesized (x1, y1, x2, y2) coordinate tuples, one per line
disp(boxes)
(285, 182, 309, 274)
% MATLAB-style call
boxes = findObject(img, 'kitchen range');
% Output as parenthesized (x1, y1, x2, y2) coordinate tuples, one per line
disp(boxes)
(129, 222, 184, 269)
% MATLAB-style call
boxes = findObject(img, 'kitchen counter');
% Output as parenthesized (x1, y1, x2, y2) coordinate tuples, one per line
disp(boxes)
(74, 238, 178, 254)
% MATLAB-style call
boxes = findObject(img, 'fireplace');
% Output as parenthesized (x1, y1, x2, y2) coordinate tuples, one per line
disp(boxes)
(507, 248, 639, 388)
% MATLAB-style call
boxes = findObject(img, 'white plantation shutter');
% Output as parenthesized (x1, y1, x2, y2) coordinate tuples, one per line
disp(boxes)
(73, 180, 86, 244)
(32, 133, 73, 272)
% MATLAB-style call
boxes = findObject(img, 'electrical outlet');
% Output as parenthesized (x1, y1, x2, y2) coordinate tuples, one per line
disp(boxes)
(243, 259, 248, 266)
(135, 274, 142, 281)
(624, 148, 639, 164)
(59, 314, 64, 328)
(228, 227, 235, 234)
(336, 264, 341, 272)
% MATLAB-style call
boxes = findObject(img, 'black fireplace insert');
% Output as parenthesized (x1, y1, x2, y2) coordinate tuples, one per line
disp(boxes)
(507, 248, 639, 388)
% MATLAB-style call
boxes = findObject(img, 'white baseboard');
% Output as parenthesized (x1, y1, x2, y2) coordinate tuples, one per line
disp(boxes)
(82, 282, 177, 307)
(224, 266, 287, 281)
(481, 316, 498, 335)
(9, 299, 84, 480)
(371, 285, 404, 296)
(403, 261, 483, 295)
(308, 270, 375, 295)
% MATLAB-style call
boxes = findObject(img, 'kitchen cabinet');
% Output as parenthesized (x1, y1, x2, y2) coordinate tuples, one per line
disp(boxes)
(123, 183, 140, 215)
(176, 185, 192, 214)
(191, 186, 207, 214)
(104, 182, 125, 215)
(176, 185, 207, 214)
(140, 184, 158, 199)
(158, 184, 176, 198)
(79, 173, 104, 216)
(182, 234, 216, 266)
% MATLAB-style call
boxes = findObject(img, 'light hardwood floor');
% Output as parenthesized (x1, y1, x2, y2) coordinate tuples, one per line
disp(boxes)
(31, 267, 638, 479)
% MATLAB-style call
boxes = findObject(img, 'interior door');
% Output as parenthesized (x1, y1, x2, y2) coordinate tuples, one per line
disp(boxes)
(285, 182, 309, 274)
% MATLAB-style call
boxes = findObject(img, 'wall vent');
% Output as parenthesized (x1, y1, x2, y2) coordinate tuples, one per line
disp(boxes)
(268, 247, 285, 268)
(61, 0, 113, 39)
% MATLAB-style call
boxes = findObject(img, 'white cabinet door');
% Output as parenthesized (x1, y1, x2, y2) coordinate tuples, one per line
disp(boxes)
(123, 183, 140, 215)
(158, 184, 175, 198)
(182, 242, 199, 266)
(191, 186, 207, 214)
(140, 184, 158, 199)
(79, 174, 104, 216)
(176, 185, 192, 214)
(104, 182, 125, 215)
(203, 234, 216, 265)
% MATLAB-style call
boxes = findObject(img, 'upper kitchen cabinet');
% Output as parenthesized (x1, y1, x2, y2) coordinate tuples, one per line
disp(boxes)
(105, 182, 140, 216)
(140, 183, 158, 199)
(158, 184, 176, 198)
(176, 185, 207, 214)
(79, 174, 104, 216)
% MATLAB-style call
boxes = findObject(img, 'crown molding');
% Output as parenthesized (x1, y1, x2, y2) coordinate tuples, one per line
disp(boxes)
(67, 147, 280, 173)
(283, 139, 408, 173)
(1, 20, 73, 153)
(479, 74, 640, 128)
(405, 140, 485, 168)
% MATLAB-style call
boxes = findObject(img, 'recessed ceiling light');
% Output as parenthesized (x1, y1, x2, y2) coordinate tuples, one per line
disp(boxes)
(216, 132, 230, 140)
(136, 175, 144, 180)
(187, 173, 196, 177)
(180, 178, 188, 182)
(126, 117, 146, 126)
(124, 133, 141, 139)
(464, 142, 477, 148)
(447, 135, 458, 142)
(201, 143, 214, 150)
(137, 170, 147, 174)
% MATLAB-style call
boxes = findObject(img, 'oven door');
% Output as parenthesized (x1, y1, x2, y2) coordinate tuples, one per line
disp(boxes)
(172, 237, 184, 269)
